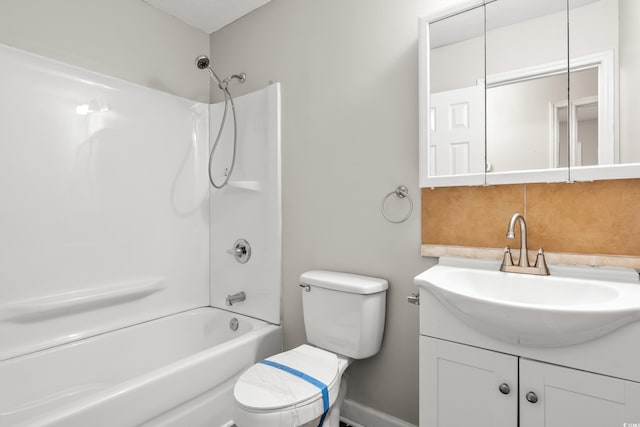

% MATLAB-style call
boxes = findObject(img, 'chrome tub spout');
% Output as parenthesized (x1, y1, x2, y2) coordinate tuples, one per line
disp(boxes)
(226, 291, 246, 306)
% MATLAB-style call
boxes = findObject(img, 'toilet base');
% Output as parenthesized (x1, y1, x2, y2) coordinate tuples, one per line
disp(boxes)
(299, 378, 347, 427)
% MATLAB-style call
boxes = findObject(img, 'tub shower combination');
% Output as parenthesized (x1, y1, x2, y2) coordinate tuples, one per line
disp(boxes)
(0, 44, 282, 426)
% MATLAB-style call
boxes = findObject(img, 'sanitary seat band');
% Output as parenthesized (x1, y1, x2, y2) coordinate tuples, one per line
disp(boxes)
(259, 359, 329, 427)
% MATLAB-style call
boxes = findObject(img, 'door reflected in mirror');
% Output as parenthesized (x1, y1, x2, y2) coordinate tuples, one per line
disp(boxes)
(428, 5, 485, 178)
(552, 68, 599, 168)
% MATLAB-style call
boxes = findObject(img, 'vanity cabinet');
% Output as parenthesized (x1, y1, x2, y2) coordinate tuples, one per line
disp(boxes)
(519, 358, 640, 427)
(420, 336, 640, 427)
(420, 337, 517, 427)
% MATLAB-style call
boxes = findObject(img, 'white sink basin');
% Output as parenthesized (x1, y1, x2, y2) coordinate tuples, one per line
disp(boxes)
(415, 258, 640, 347)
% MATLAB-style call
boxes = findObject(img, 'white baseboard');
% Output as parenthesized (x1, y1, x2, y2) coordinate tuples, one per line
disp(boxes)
(340, 399, 417, 427)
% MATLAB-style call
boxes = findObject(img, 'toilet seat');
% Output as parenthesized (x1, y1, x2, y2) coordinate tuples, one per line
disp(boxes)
(233, 345, 343, 426)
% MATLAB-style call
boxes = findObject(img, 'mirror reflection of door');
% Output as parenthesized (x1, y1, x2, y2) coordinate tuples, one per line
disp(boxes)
(428, 4, 485, 178)
(554, 97, 599, 168)
(575, 102, 599, 166)
(550, 67, 599, 167)
(430, 86, 485, 176)
(557, 105, 570, 167)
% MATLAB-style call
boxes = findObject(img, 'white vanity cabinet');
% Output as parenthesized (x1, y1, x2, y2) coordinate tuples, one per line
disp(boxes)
(420, 337, 517, 427)
(415, 258, 640, 426)
(519, 358, 640, 427)
(420, 336, 640, 427)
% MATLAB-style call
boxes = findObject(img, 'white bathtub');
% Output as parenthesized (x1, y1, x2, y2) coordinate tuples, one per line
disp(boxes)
(0, 308, 282, 427)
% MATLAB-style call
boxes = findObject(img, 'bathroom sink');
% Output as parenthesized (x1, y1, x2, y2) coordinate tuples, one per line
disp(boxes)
(415, 258, 640, 347)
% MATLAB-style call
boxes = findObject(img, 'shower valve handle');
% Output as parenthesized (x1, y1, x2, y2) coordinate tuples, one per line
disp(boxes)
(226, 247, 244, 256)
(226, 239, 251, 264)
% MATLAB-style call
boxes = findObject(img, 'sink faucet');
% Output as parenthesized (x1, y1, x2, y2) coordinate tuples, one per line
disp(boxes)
(500, 213, 550, 275)
(226, 291, 246, 306)
(507, 213, 529, 267)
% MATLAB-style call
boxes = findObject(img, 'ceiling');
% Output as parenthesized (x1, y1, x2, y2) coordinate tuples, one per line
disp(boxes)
(143, 0, 271, 34)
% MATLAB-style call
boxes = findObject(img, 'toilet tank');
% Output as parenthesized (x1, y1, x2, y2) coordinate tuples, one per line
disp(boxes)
(300, 270, 388, 359)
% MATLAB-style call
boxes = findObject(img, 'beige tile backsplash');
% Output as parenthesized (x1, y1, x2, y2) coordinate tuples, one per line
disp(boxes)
(422, 179, 640, 257)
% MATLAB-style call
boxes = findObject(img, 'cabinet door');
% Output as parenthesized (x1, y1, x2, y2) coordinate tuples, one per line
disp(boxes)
(520, 359, 640, 427)
(419, 337, 517, 427)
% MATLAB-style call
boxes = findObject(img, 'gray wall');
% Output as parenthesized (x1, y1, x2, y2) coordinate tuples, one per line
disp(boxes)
(0, 0, 210, 102)
(210, 0, 439, 423)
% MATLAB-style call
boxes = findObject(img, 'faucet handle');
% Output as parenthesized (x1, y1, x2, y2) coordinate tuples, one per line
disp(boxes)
(500, 247, 514, 270)
(534, 248, 550, 275)
(226, 239, 251, 264)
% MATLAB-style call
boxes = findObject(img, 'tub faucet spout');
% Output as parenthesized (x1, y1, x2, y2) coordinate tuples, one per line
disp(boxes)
(226, 291, 246, 306)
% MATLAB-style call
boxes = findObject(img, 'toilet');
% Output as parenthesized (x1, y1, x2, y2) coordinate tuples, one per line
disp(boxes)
(232, 270, 388, 427)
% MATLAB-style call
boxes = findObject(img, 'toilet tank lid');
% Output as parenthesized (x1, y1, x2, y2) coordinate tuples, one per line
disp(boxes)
(300, 270, 388, 294)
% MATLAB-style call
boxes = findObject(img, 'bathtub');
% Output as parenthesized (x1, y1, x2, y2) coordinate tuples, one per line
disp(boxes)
(0, 308, 282, 427)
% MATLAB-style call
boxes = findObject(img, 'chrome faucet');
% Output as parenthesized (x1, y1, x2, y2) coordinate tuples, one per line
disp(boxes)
(226, 291, 246, 306)
(500, 213, 550, 275)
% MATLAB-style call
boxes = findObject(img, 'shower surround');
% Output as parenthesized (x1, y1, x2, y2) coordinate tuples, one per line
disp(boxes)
(0, 44, 282, 426)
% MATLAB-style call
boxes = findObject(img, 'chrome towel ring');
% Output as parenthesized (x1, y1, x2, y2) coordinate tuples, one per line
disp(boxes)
(381, 185, 413, 224)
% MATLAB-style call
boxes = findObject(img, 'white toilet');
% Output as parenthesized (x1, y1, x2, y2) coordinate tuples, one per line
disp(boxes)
(232, 270, 388, 427)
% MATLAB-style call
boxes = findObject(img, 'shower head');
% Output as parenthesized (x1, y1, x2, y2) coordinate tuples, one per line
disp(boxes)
(195, 55, 210, 70)
(195, 55, 246, 90)
(195, 55, 222, 86)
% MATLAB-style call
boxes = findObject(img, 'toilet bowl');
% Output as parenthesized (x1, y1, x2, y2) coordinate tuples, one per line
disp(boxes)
(233, 345, 350, 427)
(232, 270, 388, 427)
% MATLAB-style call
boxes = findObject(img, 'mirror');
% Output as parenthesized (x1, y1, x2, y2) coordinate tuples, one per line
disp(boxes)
(419, 0, 640, 187)
(485, 0, 569, 180)
(422, 5, 485, 186)
(569, 0, 640, 178)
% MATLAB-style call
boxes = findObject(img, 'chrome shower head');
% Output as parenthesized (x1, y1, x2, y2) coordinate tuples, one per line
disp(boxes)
(195, 55, 246, 90)
(196, 55, 222, 86)
(195, 55, 210, 70)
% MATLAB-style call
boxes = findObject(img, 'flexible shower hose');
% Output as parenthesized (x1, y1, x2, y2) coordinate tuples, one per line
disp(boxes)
(208, 87, 237, 189)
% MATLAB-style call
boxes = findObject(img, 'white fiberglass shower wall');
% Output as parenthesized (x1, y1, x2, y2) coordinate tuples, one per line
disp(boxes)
(0, 42, 282, 426)
(0, 44, 210, 360)
(210, 84, 282, 325)
(0, 42, 281, 362)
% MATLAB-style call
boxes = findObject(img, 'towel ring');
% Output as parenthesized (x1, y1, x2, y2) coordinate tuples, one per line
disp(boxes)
(381, 185, 413, 224)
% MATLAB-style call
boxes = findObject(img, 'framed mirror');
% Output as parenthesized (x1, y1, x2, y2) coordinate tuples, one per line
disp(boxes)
(419, 3, 486, 187)
(569, 0, 640, 181)
(419, 0, 640, 188)
(484, 0, 570, 185)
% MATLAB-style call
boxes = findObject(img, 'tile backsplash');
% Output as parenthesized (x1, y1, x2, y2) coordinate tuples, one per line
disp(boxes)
(422, 179, 640, 257)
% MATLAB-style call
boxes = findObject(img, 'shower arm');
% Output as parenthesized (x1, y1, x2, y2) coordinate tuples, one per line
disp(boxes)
(218, 73, 247, 90)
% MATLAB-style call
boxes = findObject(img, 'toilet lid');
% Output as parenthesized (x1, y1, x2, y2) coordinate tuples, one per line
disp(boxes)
(234, 344, 339, 411)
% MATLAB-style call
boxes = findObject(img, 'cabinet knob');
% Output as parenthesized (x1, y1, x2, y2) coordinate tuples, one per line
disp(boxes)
(498, 383, 510, 395)
(525, 391, 538, 403)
